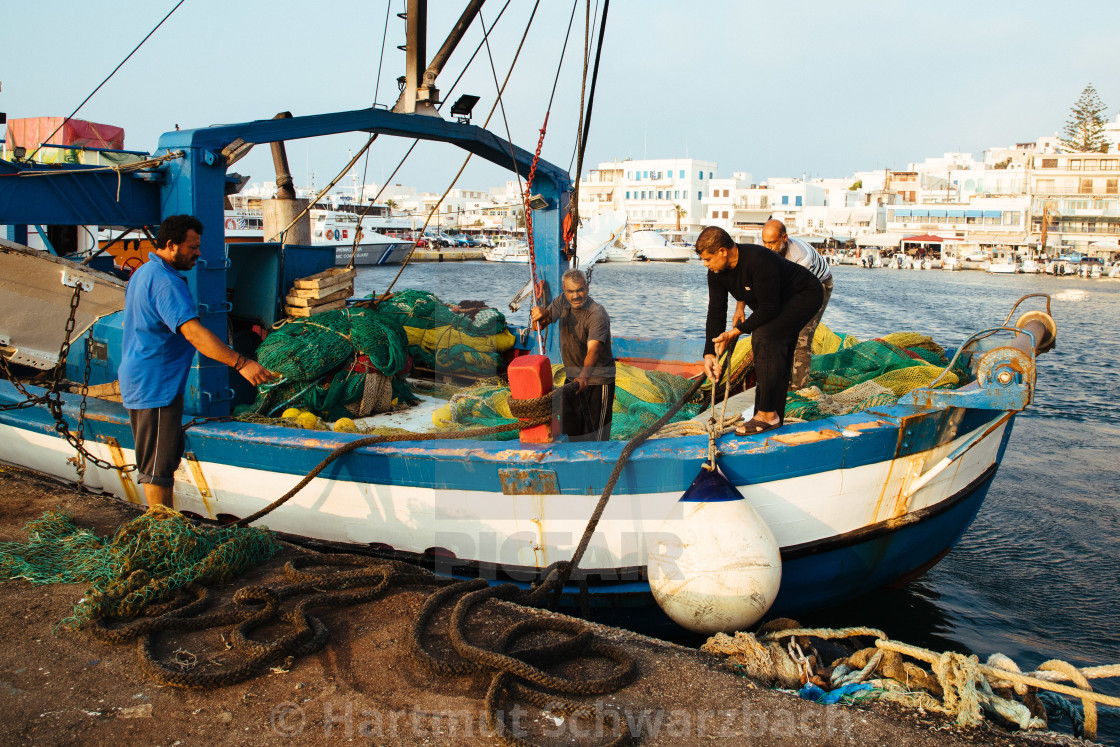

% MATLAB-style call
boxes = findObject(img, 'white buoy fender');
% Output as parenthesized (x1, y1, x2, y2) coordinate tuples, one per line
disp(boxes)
(647, 466, 781, 634)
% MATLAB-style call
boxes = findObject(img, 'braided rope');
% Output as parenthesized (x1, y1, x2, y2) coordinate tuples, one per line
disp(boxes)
(757, 624, 1116, 741)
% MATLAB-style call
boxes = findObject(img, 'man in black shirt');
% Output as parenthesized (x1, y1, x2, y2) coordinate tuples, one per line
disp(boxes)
(530, 269, 616, 441)
(696, 226, 823, 434)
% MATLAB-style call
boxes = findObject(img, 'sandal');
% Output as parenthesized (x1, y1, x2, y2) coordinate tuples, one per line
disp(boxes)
(735, 417, 782, 436)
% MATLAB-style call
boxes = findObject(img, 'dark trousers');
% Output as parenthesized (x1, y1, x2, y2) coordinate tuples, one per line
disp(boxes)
(128, 394, 185, 487)
(751, 287, 823, 417)
(560, 380, 616, 442)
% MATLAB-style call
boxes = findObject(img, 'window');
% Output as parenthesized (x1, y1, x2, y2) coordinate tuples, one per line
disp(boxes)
(674, 190, 680, 199)
(1079, 178, 1093, 194)
(795, 196, 802, 207)
(640, 191, 646, 199)
(698, 171, 704, 180)
(723, 189, 729, 197)
(679, 170, 685, 178)
(712, 210, 719, 219)
(722, 211, 728, 219)
(1070, 160, 1082, 171)
(698, 191, 702, 200)
(1104, 160, 1118, 170)
(625, 191, 630, 199)
(1108, 179, 1119, 195)
(1041, 158, 1058, 168)
(1036, 179, 1054, 193)
(782, 195, 789, 205)
(1009, 213, 1020, 225)
(1085, 160, 1098, 171)
(657, 190, 663, 199)
(709, 172, 714, 179)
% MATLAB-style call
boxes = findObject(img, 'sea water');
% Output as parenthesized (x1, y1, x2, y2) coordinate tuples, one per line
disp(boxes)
(356, 261, 1120, 742)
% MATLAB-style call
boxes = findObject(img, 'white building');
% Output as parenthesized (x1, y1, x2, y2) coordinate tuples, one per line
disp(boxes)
(578, 157, 718, 232)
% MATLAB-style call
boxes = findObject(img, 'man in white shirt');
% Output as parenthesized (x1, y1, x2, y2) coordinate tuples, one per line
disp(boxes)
(734, 219, 833, 389)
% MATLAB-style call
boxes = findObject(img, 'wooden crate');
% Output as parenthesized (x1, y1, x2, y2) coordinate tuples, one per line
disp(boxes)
(284, 299, 348, 318)
(291, 267, 356, 293)
(284, 286, 351, 308)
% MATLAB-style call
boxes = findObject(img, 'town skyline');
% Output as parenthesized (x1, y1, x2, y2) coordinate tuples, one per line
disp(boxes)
(2, 0, 1118, 193)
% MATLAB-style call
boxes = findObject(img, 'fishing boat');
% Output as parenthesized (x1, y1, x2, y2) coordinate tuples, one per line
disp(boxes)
(987, 248, 1021, 274)
(482, 238, 530, 263)
(629, 230, 692, 262)
(0, 2, 1058, 633)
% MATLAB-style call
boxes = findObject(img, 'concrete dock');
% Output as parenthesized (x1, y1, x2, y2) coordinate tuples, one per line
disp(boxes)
(0, 466, 1082, 746)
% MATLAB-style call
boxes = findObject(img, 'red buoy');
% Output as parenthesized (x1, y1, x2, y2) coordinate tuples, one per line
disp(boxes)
(508, 355, 556, 443)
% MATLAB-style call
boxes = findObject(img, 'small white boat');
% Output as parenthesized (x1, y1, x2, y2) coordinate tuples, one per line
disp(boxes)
(987, 249, 1020, 274)
(1020, 258, 1042, 274)
(602, 243, 642, 262)
(482, 239, 530, 263)
(1077, 258, 1103, 278)
(630, 230, 692, 262)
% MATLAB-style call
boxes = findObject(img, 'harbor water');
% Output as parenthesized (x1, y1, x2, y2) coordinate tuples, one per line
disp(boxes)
(356, 261, 1120, 742)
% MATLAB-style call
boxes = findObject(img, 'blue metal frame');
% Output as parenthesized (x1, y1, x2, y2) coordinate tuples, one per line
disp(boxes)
(1, 106, 573, 416)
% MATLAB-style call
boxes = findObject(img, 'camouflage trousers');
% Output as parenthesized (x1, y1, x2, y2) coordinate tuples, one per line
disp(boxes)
(790, 276, 833, 389)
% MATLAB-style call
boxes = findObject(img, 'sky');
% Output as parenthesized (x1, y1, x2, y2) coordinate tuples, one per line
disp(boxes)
(2, 0, 1118, 196)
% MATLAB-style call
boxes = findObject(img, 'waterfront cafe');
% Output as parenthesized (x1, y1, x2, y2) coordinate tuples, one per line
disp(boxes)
(900, 233, 958, 260)
(1089, 238, 1120, 263)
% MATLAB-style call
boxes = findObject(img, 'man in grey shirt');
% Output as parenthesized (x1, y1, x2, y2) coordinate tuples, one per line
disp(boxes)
(530, 269, 616, 441)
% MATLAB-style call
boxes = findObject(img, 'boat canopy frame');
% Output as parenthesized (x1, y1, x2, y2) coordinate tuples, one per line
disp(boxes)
(1, 106, 573, 416)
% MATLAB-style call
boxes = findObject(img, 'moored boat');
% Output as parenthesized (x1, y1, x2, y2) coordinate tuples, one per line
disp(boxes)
(629, 230, 692, 262)
(0, 2, 1060, 633)
(482, 238, 529, 263)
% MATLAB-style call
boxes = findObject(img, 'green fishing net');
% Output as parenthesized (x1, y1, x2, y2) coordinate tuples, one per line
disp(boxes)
(237, 306, 417, 420)
(0, 507, 280, 627)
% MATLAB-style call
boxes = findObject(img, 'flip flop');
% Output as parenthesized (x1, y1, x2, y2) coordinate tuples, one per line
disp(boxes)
(735, 417, 781, 436)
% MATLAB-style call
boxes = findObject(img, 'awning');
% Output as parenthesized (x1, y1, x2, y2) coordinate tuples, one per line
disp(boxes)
(973, 233, 1030, 245)
(966, 210, 982, 218)
(856, 232, 904, 247)
(947, 210, 965, 217)
(902, 234, 949, 243)
(928, 210, 947, 218)
(983, 210, 1002, 218)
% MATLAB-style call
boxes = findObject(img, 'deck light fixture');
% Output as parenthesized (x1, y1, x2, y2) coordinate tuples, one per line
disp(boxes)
(450, 94, 479, 124)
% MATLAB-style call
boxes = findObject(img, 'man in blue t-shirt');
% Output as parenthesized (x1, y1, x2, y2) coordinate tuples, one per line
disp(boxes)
(119, 215, 276, 508)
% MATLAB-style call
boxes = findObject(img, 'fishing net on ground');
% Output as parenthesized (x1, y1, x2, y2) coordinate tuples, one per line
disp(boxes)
(0, 506, 280, 628)
(431, 322, 972, 440)
(375, 289, 516, 377)
(235, 306, 417, 421)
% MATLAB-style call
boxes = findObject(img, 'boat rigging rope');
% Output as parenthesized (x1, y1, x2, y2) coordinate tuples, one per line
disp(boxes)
(356, 0, 394, 190)
(375, 1, 541, 303)
(267, 136, 378, 247)
(24, 0, 188, 163)
(479, 0, 575, 354)
(344, 1, 514, 268)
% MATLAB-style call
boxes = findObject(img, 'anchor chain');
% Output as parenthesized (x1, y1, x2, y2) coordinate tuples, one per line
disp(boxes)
(41, 284, 135, 476)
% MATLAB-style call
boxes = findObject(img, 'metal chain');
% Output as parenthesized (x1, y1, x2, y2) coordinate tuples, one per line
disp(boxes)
(0, 353, 49, 411)
(42, 285, 135, 474)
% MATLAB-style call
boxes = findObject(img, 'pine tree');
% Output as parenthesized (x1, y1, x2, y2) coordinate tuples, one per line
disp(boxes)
(1059, 84, 1109, 153)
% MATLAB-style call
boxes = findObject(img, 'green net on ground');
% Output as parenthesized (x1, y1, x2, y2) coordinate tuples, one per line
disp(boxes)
(376, 290, 516, 377)
(236, 306, 417, 420)
(0, 507, 280, 628)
